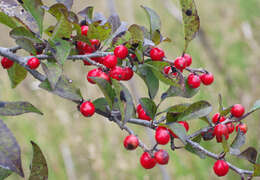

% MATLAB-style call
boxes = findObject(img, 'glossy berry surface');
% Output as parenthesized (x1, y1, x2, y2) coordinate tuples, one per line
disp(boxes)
(187, 74, 201, 88)
(226, 123, 235, 134)
(169, 121, 189, 138)
(87, 68, 110, 84)
(214, 124, 229, 143)
(154, 149, 169, 165)
(236, 123, 247, 134)
(230, 104, 245, 118)
(212, 113, 226, 124)
(90, 39, 100, 50)
(122, 67, 134, 81)
(150, 47, 165, 61)
(123, 135, 139, 150)
(27, 57, 40, 69)
(109, 66, 124, 81)
(114, 45, 128, 59)
(103, 55, 118, 69)
(213, 160, 229, 177)
(183, 54, 192, 67)
(174, 56, 186, 70)
(163, 66, 171, 75)
(80, 101, 95, 117)
(81, 25, 89, 36)
(138, 109, 152, 121)
(155, 126, 170, 145)
(200, 73, 214, 85)
(1, 57, 14, 69)
(140, 152, 157, 169)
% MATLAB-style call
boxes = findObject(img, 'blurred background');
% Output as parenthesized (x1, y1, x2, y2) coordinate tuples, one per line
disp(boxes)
(0, 0, 260, 179)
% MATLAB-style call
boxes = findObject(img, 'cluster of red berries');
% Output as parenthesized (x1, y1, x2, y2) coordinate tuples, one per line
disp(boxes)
(1, 57, 40, 70)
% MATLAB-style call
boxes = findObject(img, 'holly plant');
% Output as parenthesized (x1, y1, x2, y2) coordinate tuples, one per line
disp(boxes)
(0, 0, 259, 179)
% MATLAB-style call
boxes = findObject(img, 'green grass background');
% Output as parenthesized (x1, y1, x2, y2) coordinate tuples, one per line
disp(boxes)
(0, 0, 260, 179)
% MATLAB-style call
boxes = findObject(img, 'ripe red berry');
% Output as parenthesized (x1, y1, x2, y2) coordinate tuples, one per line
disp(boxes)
(114, 45, 128, 59)
(87, 68, 110, 84)
(136, 104, 142, 114)
(154, 149, 169, 165)
(163, 66, 171, 75)
(169, 121, 189, 138)
(140, 152, 157, 169)
(109, 66, 124, 81)
(122, 67, 134, 81)
(138, 108, 152, 121)
(213, 160, 229, 177)
(150, 47, 165, 61)
(230, 104, 245, 118)
(155, 126, 170, 145)
(77, 41, 95, 54)
(123, 135, 139, 150)
(103, 55, 118, 69)
(236, 123, 247, 134)
(27, 57, 40, 69)
(1, 57, 14, 69)
(174, 56, 186, 70)
(80, 101, 95, 117)
(226, 123, 235, 134)
(200, 73, 214, 85)
(214, 124, 229, 143)
(212, 113, 226, 124)
(81, 25, 89, 36)
(90, 39, 100, 50)
(183, 54, 192, 67)
(187, 74, 201, 88)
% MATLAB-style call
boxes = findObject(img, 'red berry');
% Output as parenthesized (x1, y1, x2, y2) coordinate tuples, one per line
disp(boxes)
(140, 152, 157, 169)
(130, 54, 136, 60)
(155, 126, 170, 145)
(81, 25, 89, 36)
(87, 68, 110, 84)
(212, 113, 226, 124)
(183, 54, 192, 67)
(103, 55, 118, 69)
(169, 121, 189, 138)
(138, 108, 152, 121)
(163, 66, 171, 75)
(174, 56, 186, 70)
(154, 149, 169, 165)
(214, 124, 229, 143)
(80, 101, 95, 117)
(201, 128, 215, 141)
(77, 41, 95, 54)
(27, 57, 40, 69)
(109, 66, 124, 81)
(136, 104, 142, 114)
(226, 123, 235, 134)
(230, 104, 245, 118)
(123, 135, 139, 150)
(213, 160, 229, 177)
(90, 39, 100, 50)
(114, 45, 128, 59)
(1, 57, 14, 69)
(150, 47, 165, 61)
(187, 74, 201, 88)
(200, 73, 214, 85)
(236, 123, 247, 134)
(122, 67, 134, 81)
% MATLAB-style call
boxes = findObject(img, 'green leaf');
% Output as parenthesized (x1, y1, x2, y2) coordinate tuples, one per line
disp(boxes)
(39, 75, 83, 103)
(230, 130, 246, 155)
(29, 141, 48, 180)
(0, 168, 12, 180)
(220, 106, 232, 116)
(120, 83, 135, 124)
(137, 66, 159, 99)
(41, 61, 63, 89)
(10, 27, 42, 43)
(51, 15, 72, 40)
(128, 24, 144, 43)
(253, 164, 260, 176)
(108, 13, 121, 33)
(161, 78, 199, 100)
(141, 6, 161, 35)
(15, 38, 37, 55)
(78, 6, 94, 20)
(250, 99, 260, 112)
(179, 0, 200, 52)
(0, 12, 20, 29)
(134, 42, 144, 63)
(143, 61, 180, 87)
(139, 98, 157, 120)
(7, 63, 27, 88)
(22, 0, 45, 35)
(0, 101, 43, 116)
(165, 104, 190, 123)
(238, 147, 257, 164)
(167, 122, 187, 144)
(111, 79, 125, 122)
(56, 0, 73, 10)
(151, 30, 161, 45)
(93, 98, 110, 117)
(90, 77, 115, 109)
(177, 101, 212, 121)
(218, 94, 224, 112)
(49, 3, 69, 20)
(0, 119, 24, 177)
(111, 31, 131, 48)
(222, 135, 230, 153)
(185, 135, 205, 159)
(88, 22, 112, 41)
(49, 38, 72, 65)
